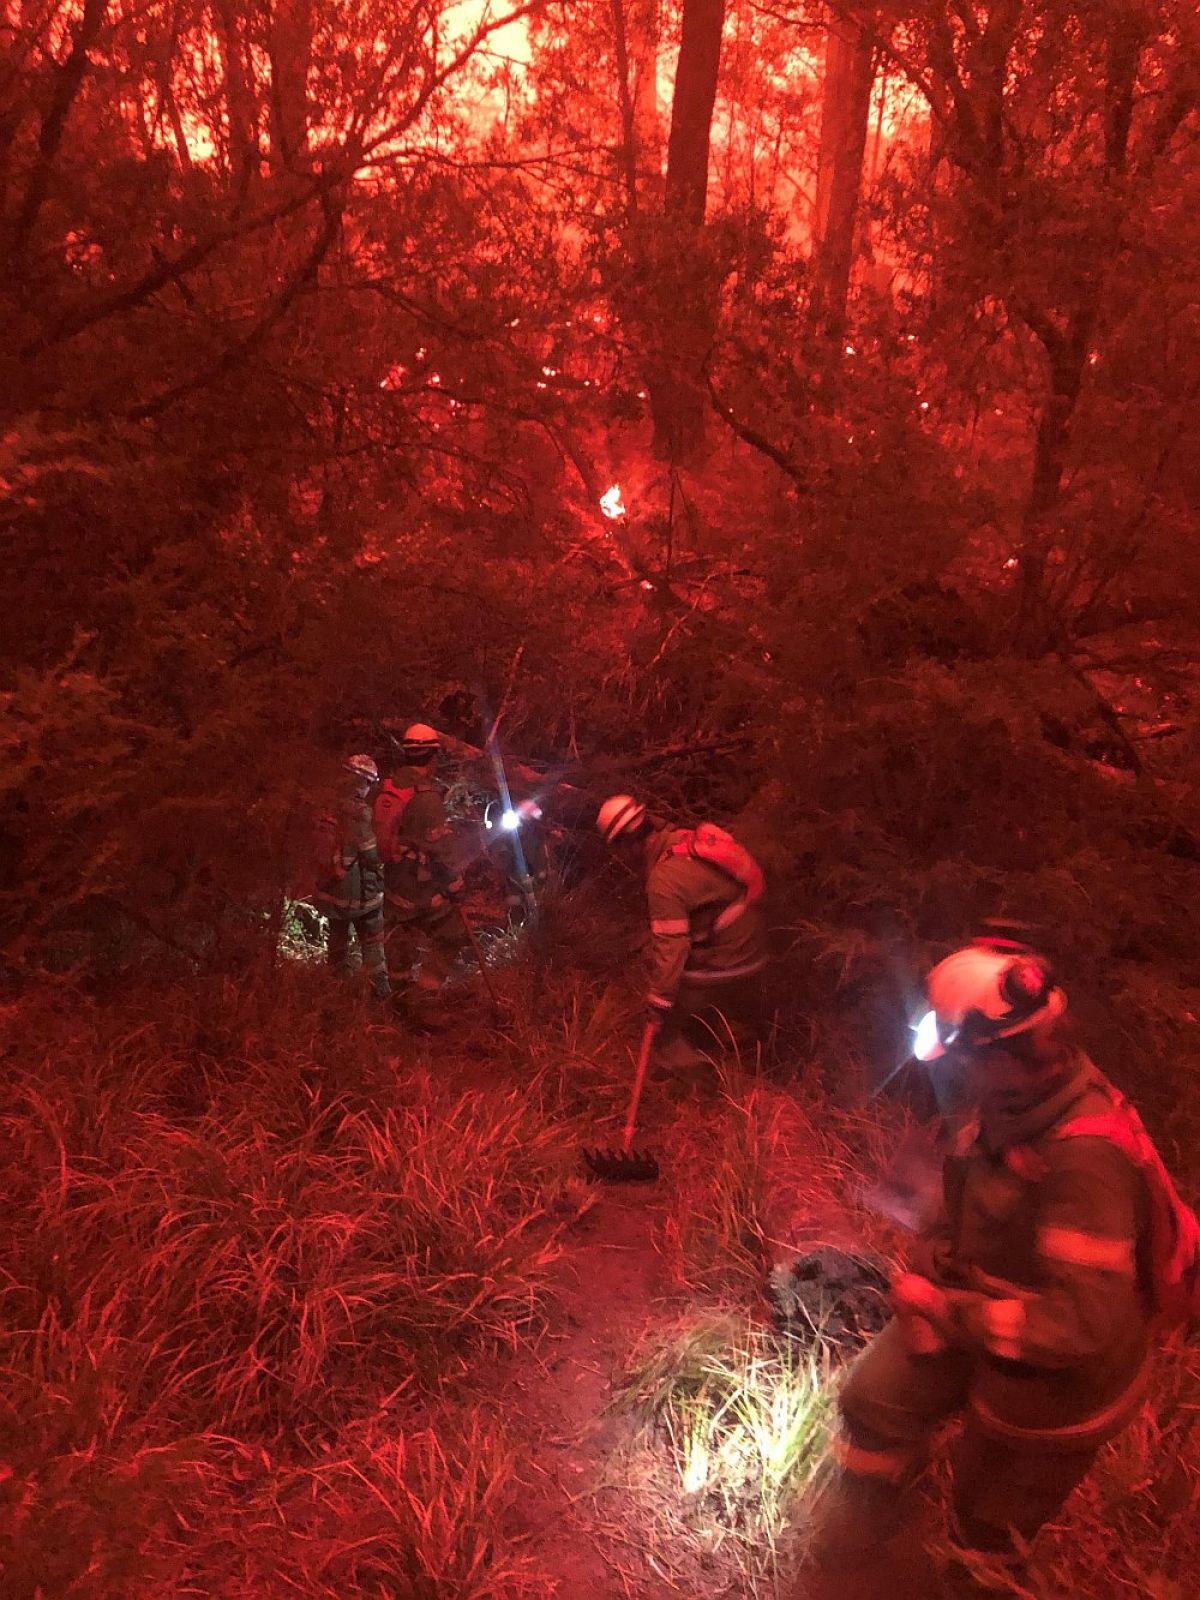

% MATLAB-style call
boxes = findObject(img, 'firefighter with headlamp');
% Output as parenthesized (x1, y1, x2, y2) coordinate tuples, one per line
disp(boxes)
(487, 796, 549, 924)
(811, 935, 1158, 1595)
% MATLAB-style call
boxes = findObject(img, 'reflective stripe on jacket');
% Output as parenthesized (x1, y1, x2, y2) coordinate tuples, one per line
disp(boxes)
(313, 795, 384, 920)
(644, 826, 767, 1013)
(379, 765, 463, 918)
(918, 1062, 1152, 1443)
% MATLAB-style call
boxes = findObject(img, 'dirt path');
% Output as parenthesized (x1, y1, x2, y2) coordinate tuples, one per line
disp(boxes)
(498, 1076, 898, 1597)
(503, 1183, 688, 1599)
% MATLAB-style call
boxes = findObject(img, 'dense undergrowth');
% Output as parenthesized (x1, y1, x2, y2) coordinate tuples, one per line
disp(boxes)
(0, 966, 578, 1598)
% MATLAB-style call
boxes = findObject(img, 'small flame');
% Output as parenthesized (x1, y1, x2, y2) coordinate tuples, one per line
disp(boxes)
(599, 485, 626, 519)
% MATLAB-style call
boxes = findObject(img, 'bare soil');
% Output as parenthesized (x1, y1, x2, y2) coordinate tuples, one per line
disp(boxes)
(503, 1183, 688, 1598)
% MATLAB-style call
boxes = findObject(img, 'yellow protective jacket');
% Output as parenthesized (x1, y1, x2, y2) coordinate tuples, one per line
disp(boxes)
(918, 1054, 1153, 1443)
(643, 826, 767, 1017)
(376, 765, 464, 921)
(312, 795, 384, 920)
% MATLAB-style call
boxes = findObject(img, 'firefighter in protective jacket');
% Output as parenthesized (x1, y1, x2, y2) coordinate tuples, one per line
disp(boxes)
(597, 795, 768, 1064)
(312, 755, 390, 999)
(375, 724, 466, 991)
(815, 938, 1156, 1591)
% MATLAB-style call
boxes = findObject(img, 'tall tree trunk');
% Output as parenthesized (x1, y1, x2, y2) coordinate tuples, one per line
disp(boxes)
(4, 0, 108, 272)
(214, 0, 260, 192)
(1014, 17, 1144, 652)
(646, 0, 726, 462)
(809, 8, 875, 349)
(664, 0, 724, 224)
(267, 0, 314, 175)
(629, 0, 662, 188)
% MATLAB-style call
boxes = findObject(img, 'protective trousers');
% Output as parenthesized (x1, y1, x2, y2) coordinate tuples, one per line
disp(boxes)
(327, 908, 390, 998)
(832, 1319, 1098, 1567)
(385, 904, 465, 990)
(660, 973, 766, 1063)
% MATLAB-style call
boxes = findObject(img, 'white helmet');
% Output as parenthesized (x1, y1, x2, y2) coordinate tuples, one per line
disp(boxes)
(402, 722, 440, 758)
(344, 753, 380, 783)
(913, 943, 1066, 1061)
(597, 794, 646, 844)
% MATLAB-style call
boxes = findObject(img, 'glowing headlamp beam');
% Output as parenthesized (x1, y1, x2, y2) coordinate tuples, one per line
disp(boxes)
(912, 1010, 941, 1063)
(484, 734, 531, 886)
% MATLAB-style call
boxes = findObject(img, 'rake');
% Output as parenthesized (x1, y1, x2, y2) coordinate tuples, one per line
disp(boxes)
(582, 1021, 661, 1182)
(454, 901, 503, 1017)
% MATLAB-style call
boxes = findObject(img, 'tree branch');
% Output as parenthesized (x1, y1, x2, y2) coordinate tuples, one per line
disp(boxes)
(705, 364, 806, 484)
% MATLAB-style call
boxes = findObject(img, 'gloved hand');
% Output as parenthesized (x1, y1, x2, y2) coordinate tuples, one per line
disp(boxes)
(891, 1271, 953, 1355)
(646, 1000, 671, 1031)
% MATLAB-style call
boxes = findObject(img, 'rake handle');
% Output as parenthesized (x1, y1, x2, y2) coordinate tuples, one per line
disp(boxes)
(622, 1022, 659, 1154)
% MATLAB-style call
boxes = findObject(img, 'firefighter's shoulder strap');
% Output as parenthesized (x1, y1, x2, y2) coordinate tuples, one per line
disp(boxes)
(1055, 1086, 1200, 1326)
(374, 779, 419, 864)
(670, 822, 765, 929)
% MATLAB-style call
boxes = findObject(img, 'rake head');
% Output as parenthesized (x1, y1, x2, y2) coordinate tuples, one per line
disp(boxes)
(581, 1146, 660, 1183)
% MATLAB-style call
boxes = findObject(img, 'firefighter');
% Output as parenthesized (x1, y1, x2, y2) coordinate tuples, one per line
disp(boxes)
(312, 754, 390, 1000)
(597, 794, 768, 1069)
(487, 797, 549, 926)
(375, 723, 466, 992)
(812, 938, 1155, 1594)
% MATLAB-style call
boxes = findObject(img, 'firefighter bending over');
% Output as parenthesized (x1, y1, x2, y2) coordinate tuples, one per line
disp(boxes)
(375, 723, 466, 992)
(488, 797, 549, 926)
(312, 754, 390, 1000)
(597, 795, 768, 1069)
(812, 936, 1172, 1594)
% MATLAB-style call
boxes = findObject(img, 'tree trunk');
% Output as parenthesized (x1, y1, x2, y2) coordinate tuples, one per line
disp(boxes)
(214, 0, 260, 191)
(809, 8, 875, 349)
(630, 0, 662, 188)
(1014, 18, 1143, 651)
(664, 0, 724, 225)
(646, 0, 726, 462)
(268, 0, 314, 175)
(5, 0, 107, 271)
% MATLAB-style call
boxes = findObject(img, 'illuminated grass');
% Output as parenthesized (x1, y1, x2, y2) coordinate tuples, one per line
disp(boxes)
(615, 1313, 835, 1574)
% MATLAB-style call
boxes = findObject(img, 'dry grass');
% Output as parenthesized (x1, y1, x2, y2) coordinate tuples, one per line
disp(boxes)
(0, 968, 573, 1596)
(3, 958, 1199, 1600)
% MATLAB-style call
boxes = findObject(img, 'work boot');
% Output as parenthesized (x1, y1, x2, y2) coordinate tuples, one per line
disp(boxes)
(800, 1527, 947, 1600)
(805, 1472, 904, 1570)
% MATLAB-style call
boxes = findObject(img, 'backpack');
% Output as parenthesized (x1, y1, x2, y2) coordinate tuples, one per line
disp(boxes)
(374, 780, 416, 864)
(673, 822, 765, 922)
(1055, 1086, 1200, 1326)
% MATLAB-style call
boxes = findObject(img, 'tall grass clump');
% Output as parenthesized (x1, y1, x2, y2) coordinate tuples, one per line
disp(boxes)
(615, 1313, 835, 1581)
(0, 972, 572, 1594)
(219, 1411, 542, 1599)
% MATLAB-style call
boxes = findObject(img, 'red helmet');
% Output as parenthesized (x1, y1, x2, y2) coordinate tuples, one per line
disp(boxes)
(913, 944, 1065, 1061)
(402, 722, 440, 759)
